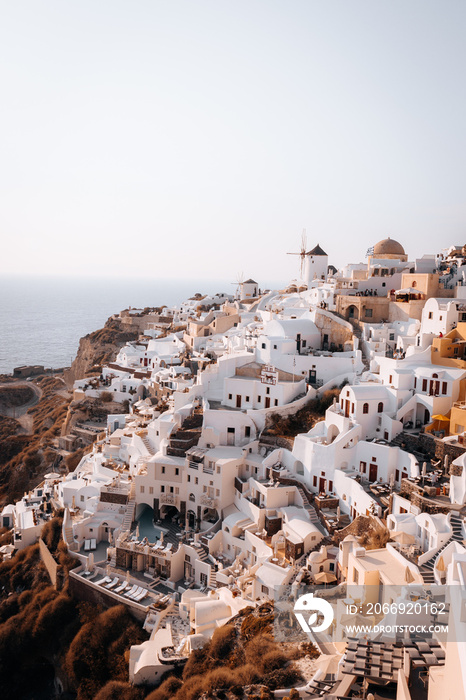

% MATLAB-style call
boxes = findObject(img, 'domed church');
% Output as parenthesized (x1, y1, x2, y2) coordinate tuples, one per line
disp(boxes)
(372, 237, 408, 262)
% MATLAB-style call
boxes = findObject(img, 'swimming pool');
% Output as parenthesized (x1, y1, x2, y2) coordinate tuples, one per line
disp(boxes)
(135, 505, 165, 543)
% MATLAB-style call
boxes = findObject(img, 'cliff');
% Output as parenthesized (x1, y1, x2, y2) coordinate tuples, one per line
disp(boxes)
(64, 317, 140, 388)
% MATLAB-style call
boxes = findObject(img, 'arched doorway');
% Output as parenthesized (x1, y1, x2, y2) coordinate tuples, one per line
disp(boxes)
(347, 305, 359, 321)
(187, 510, 196, 529)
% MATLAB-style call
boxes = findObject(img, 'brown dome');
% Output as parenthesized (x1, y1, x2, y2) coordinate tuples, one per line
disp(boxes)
(373, 237, 405, 257)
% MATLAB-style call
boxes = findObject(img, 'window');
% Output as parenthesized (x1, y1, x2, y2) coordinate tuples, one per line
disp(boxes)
(227, 427, 234, 433)
(162, 466, 165, 474)
(360, 461, 366, 473)
(302, 340, 306, 347)
(274, 399, 278, 406)
(245, 426, 251, 438)
(189, 493, 195, 501)
(365, 308, 373, 318)
(228, 394, 232, 400)
(455, 424, 464, 434)
(149, 486, 154, 494)
(351, 403, 355, 413)
(195, 477, 198, 485)
(353, 569, 359, 584)
(245, 396, 250, 402)
(382, 282, 386, 287)
(258, 395, 261, 402)
(422, 379, 427, 392)
(273, 344, 277, 349)
(266, 387, 270, 395)
(442, 382, 447, 395)
(175, 468, 179, 475)
(428, 312, 433, 319)
(185, 554, 191, 563)
(389, 375, 393, 384)
(377, 402, 383, 413)
(261, 585, 269, 594)
(140, 486, 145, 493)
(261, 343, 266, 349)
(363, 403, 369, 414)
(313, 476, 317, 487)
(161, 485, 165, 492)
(187, 475, 191, 482)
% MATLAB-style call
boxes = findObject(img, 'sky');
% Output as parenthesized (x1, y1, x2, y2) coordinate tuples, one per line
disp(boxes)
(0, 1, 465, 287)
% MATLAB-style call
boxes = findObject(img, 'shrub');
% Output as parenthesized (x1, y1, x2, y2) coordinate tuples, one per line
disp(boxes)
(260, 650, 289, 674)
(100, 391, 113, 403)
(93, 680, 144, 700)
(145, 676, 183, 700)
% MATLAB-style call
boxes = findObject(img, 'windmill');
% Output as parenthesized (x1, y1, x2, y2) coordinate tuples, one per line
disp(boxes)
(231, 272, 244, 299)
(287, 229, 307, 279)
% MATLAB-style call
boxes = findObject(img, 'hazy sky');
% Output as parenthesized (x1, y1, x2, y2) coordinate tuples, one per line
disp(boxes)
(1, 1, 465, 286)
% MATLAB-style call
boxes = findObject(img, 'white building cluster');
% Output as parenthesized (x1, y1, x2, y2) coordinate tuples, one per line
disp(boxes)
(4, 237, 466, 696)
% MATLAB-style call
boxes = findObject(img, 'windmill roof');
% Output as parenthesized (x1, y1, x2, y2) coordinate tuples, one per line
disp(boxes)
(307, 244, 327, 256)
(243, 279, 258, 284)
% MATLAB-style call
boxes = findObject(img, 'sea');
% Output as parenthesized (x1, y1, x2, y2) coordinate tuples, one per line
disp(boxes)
(0, 275, 248, 375)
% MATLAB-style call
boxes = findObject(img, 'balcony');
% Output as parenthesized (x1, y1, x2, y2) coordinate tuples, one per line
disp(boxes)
(160, 493, 178, 506)
(200, 495, 217, 508)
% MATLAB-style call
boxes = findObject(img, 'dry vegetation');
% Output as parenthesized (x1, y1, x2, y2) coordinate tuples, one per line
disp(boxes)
(359, 523, 391, 550)
(0, 376, 72, 505)
(263, 388, 340, 439)
(146, 606, 305, 700)
(0, 514, 148, 700)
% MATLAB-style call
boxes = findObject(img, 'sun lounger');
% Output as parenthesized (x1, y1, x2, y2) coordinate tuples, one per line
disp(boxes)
(95, 576, 112, 586)
(84, 540, 91, 552)
(114, 582, 129, 594)
(124, 585, 139, 598)
(134, 588, 148, 602)
(127, 586, 144, 600)
(163, 543, 173, 553)
(105, 577, 120, 590)
(90, 538, 97, 550)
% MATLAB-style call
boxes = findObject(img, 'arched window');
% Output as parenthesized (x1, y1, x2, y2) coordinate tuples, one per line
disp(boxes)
(377, 402, 383, 413)
(363, 403, 369, 414)
(432, 373, 438, 378)
(189, 493, 195, 502)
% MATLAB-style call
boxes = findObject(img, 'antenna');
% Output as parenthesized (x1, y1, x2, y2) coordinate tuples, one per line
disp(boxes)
(287, 229, 307, 278)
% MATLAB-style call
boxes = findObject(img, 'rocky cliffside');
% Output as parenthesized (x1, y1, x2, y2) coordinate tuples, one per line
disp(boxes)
(64, 318, 140, 388)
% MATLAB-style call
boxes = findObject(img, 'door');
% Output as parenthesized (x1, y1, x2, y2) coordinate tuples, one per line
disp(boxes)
(308, 369, 317, 385)
(297, 333, 301, 354)
(344, 400, 350, 418)
(265, 397, 271, 409)
(236, 395, 242, 408)
(369, 463, 378, 482)
(227, 428, 235, 446)
(319, 477, 326, 493)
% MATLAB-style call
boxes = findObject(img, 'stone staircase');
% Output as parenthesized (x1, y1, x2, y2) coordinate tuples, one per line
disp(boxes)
(196, 546, 210, 563)
(451, 512, 464, 540)
(209, 569, 217, 589)
(122, 483, 136, 532)
(64, 521, 78, 551)
(142, 435, 155, 455)
(419, 514, 464, 584)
